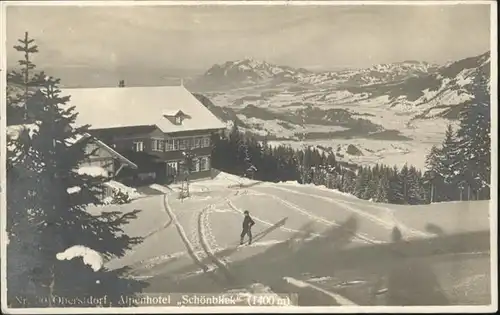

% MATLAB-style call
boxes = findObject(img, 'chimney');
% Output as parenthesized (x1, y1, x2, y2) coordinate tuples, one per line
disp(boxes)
(119, 80, 125, 87)
(180, 78, 184, 87)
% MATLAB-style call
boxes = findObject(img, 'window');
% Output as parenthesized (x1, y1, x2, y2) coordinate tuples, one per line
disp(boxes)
(194, 137, 201, 149)
(199, 156, 210, 171)
(133, 141, 144, 152)
(179, 139, 187, 150)
(138, 172, 156, 181)
(202, 137, 210, 148)
(165, 139, 173, 151)
(151, 139, 164, 152)
(173, 139, 180, 151)
(166, 161, 179, 176)
(192, 158, 200, 172)
(175, 116, 182, 124)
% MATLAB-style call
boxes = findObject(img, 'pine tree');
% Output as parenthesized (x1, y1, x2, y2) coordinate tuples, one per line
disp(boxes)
(227, 123, 243, 173)
(389, 166, 404, 204)
(424, 145, 443, 203)
(343, 170, 357, 194)
(374, 175, 390, 203)
(407, 166, 426, 205)
(239, 138, 256, 179)
(363, 167, 377, 200)
(6, 34, 146, 307)
(440, 124, 461, 200)
(454, 70, 491, 200)
(301, 146, 312, 184)
(354, 167, 371, 199)
(7, 32, 48, 124)
(399, 164, 411, 204)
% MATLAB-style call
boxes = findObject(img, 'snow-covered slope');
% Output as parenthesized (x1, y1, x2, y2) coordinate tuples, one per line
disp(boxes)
(302, 60, 438, 86)
(108, 172, 490, 269)
(345, 52, 490, 119)
(104, 173, 490, 305)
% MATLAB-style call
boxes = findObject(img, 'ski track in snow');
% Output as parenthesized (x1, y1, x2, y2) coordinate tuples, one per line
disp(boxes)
(226, 197, 323, 239)
(184, 187, 239, 274)
(163, 194, 210, 273)
(130, 188, 235, 276)
(246, 188, 380, 244)
(266, 185, 432, 238)
(203, 206, 231, 266)
(142, 195, 174, 240)
(189, 209, 211, 268)
(196, 205, 236, 283)
(128, 183, 414, 277)
(336, 199, 433, 238)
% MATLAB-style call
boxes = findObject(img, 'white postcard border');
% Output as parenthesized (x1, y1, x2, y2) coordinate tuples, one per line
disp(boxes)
(0, 1, 497, 314)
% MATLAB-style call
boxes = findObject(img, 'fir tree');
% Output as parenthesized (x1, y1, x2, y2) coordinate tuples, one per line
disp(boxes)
(424, 145, 443, 203)
(7, 32, 47, 124)
(301, 146, 312, 184)
(363, 167, 377, 200)
(343, 170, 357, 194)
(407, 166, 426, 205)
(389, 166, 404, 204)
(6, 34, 147, 307)
(375, 175, 390, 203)
(436, 124, 461, 200)
(399, 164, 411, 204)
(454, 70, 491, 200)
(354, 167, 370, 199)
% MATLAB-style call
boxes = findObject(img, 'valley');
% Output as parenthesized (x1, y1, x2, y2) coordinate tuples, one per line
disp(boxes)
(188, 52, 490, 169)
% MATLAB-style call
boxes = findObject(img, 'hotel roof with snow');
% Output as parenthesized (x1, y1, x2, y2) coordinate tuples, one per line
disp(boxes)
(61, 85, 226, 134)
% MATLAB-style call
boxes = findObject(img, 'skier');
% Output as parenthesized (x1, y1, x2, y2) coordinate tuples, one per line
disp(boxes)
(240, 210, 255, 245)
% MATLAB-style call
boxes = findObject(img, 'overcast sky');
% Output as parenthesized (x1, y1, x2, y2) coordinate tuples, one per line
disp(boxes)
(6, 3, 492, 73)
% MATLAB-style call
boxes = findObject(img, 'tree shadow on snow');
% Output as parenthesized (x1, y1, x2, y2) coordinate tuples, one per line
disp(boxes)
(146, 215, 360, 295)
(425, 223, 446, 236)
(147, 214, 490, 306)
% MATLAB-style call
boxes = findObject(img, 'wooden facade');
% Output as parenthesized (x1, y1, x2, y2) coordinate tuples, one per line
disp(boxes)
(90, 126, 220, 186)
(63, 85, 227, 187)
(77, 135, 138, 179)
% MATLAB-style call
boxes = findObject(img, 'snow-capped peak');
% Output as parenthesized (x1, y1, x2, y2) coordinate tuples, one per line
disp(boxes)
(197, 57, 439, 89)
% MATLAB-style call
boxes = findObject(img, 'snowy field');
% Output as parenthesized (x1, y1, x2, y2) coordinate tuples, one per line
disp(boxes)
(207, 84, 455, 170)
(97, 172, 491, 306)
(268, 138, 438, 170)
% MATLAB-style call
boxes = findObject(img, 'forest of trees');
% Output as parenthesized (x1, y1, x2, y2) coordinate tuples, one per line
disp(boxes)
(423, 72, 491, 202)
(6, 33, 147, 307)
(212, 68, 491, 205)
(211, 125, 430, 205)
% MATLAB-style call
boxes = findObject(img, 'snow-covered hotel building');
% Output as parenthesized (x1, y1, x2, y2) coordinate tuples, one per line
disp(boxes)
(63, 85, 226, 186)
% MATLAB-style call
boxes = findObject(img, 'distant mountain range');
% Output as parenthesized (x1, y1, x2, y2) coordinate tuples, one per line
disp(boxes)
(344, 51, 490, 120)
(190, 51, 490, 168)
(187, 58, 440, 91)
